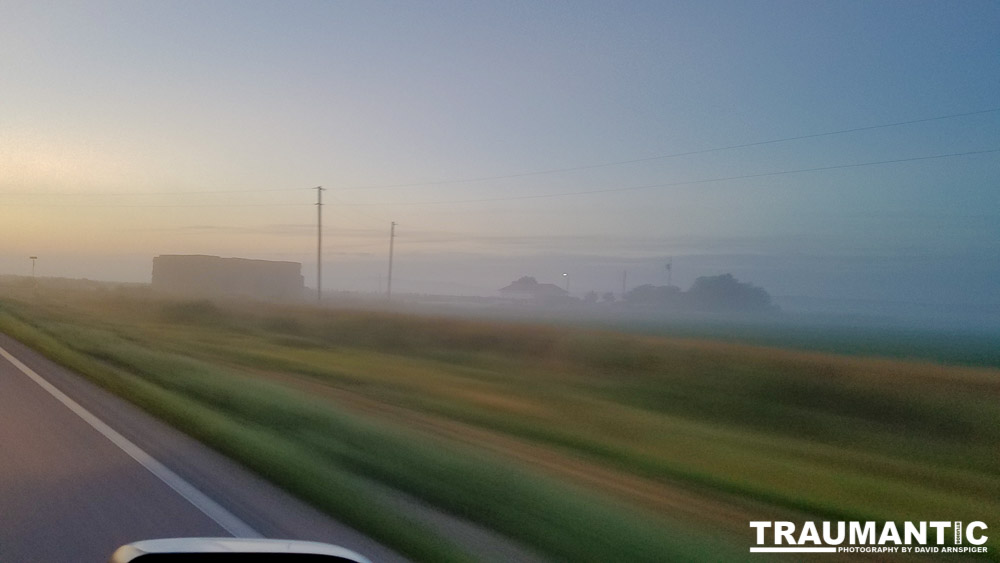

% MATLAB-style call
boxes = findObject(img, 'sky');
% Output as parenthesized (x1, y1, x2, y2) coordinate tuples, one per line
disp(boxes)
(1, 0, 998, 310)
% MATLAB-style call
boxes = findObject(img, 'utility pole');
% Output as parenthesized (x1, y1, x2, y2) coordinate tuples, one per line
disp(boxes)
(666, 257, 673, 287)
(315, 186, 325, 304)
(29, 256, 37, 279)
(622, 270, 627, 297)
(386, 221, 396, 300)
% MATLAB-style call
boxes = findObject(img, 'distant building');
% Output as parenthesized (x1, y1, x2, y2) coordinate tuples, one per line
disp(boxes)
(499, 276, 568, 300)
(152, 255, 304, 301)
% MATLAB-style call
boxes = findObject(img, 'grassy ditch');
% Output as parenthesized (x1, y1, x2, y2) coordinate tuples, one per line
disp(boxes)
(0, 304, 733, 562)
(0, 311, 475, 563)
(1, 286, 998, 559)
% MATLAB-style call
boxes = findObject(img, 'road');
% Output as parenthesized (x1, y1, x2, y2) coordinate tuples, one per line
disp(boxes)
(0, 332, 408, 563)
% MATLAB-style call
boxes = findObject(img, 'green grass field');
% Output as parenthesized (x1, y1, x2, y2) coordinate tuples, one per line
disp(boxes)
(1, 282, 997, 561)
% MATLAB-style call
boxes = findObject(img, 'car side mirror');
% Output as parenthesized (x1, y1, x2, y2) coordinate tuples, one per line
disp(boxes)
(110, 538, 372, 562)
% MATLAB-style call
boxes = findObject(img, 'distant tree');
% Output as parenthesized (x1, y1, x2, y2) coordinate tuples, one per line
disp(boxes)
(584, 290, 599, 304)
(623, 284, 682, 306)
(622, 274, 776, 314)
(686, 273, 775, 312)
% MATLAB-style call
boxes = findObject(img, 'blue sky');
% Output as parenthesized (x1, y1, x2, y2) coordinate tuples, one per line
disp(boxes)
(1, 1, 997, 307)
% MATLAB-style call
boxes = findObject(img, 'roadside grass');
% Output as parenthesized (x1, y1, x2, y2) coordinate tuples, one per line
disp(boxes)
(0, 304, 736, 563)
(143, 308, 1000, 475)
(2, 287, 998, 558)
(0, 310, 475, 563)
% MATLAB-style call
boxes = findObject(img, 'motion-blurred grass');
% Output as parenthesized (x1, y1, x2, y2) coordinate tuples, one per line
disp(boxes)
(1, 284, 997, 560)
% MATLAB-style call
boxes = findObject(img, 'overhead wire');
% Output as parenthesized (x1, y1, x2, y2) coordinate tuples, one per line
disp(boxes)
(0, 202, 311, 208)
(326, 148, 1000, 206)
(1, 108, 995, 208)
(0, 186, 315, 197)
(3, 148, 993, 209)
(333, 107, 1000, 191)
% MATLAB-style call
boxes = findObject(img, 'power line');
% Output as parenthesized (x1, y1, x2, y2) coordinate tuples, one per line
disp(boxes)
(2, 148, 992, 210)
(323, 190, 393, 224)
(3, 109, 993, 206)
(0, 202, 311, 208)
(328, 148, 1000, 207)
(0, 186, 314, 197)
(334, 107, 1000, 191)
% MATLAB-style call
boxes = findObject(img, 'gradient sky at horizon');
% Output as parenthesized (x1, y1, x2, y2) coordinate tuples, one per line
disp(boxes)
(2, 1, 998, 305)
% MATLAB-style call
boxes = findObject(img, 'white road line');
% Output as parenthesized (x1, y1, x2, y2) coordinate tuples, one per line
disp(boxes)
(0, 345, 262, 539)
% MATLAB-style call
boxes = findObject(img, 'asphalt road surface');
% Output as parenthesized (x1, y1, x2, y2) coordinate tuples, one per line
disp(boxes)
(0, 332, 408, 563)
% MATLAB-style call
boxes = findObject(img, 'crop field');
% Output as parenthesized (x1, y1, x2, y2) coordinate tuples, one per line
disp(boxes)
(1, 282, 997, 562)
